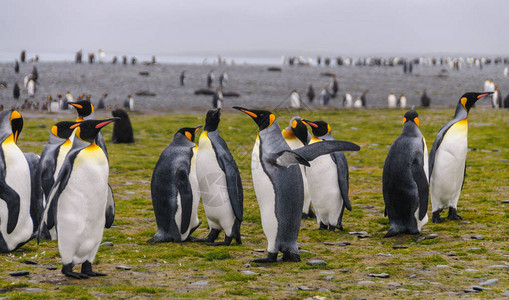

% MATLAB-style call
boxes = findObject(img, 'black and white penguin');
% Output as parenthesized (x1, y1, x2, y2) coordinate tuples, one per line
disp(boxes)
(0, 110, 37, 252)
(14, 60, 19, 73)
(20, 50, 26, 63)
(207, 71, 214, 88)
(429, 92, 491, 223)
(27, 79, 35, 97)
(149, 126, 202, 243)
(212, 89, 223, 109)
(111, 109, 134, 143)
(320, 88, 331, 106)
(13, 83, 20, 100)
(31, 66, 38, 82)
(39, 118, 118, 278)
(387, 93, 397, 108)
(302, 119, 352, 231)
(180, 71, 186, 86)
(290, 90, 301, 108)
(69, 101, 108, 158)
(97, 93, 107, 110)
(421, 90, 431, 107)
(281, 116, 315, 219)
(196, 109, 243, 245)
(219, 72, 228, 88)
(383, 110, 429, 237)
(306, 84, 315, 103)
(233, 107, 360, 262)
(329, 75, 339, 97)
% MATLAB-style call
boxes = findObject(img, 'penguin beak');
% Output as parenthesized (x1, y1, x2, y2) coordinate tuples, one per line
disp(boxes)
(302, 119, 318, 128)
(233, 106, 257, 118)
(69, 102, 83, 109)
(194, 125, 203, 133)
(95, 118, 120, 129)
(477, 92, 492, 99)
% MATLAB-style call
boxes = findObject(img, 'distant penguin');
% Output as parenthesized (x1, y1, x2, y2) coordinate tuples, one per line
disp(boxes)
(112, 56, 117, 64)
(399, 94, 407, 108)
(131, 57, 137, 65)
(27, 80, 35, 97)
(483, 79, 491, 91)
(421, 90, 431, 107)
(504, 67, 508, 77)
(20, 50, 26, 63)
(353, 97, 363, 108)
(23, 75, 30, 89)
(491, 87, 501, 108)
(88, 53, 95, 64)
(180, 71, 186, 86)
(97, 93, 107, 110)
(488, 80, 495, 92)
(329, 76, 339, 97)
(343, 93, 353, 108)
(122, 56, 127, 65)
(207, 71, 214, 88)
(196, 109, 243, 245)
(290, 90, 301, 108)
(31, 66, 38, 82)
(233, 106, 360, 262)
(14, 60, 19, 73)
(504, 94, 509, 108)
(387, 93, 397, 108)
(429, 92, 491, 223)
(302, 119, 352, 231)
(282, 116, 315, 219)
(149, 126, 203, 243)
(360, 90, 368, 107)
(320, 88, 331, 106)
(49, 97, 59, 112)
(212, 89, 223, 109)
(383, 110, 429, 237)
(13, 83, 20, 100)
(0, 110, 37, 252)
(98, 49, 105, 63)
(111, 109, 134, 143)
(75, 50, 82, 63)
(219, 72, 228, 88)
(39, 118, 118, 278)
(306, 84, 315, 103)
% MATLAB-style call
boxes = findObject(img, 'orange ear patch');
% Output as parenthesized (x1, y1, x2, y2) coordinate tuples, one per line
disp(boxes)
(185, 132, 192, 140)
(402, 117, 407, 125)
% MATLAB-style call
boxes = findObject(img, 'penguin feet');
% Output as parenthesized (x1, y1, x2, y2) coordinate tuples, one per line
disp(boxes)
(186, 236, 203, 242)
(81, 261, 107, 277)
(432, 211, 444, 223)
(62, 263, 89, 279)
(301, 213, 309, 219)
(207, 236, 233, 246)
(447, 207, 462, 220)
(328, 225, 336, 232)
(282, 251, 301, 262)
(251, 252, 278, 263)
(307, 208, 316, 219)
(148, 231, 174, 243)
(318, 222, 328, 230)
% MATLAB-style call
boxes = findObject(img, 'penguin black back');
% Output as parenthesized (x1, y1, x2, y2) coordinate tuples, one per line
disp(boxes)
(111, 109, 134, 143)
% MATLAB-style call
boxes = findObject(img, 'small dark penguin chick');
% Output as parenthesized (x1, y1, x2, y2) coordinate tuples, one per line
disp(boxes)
(111, 109, 134, 143)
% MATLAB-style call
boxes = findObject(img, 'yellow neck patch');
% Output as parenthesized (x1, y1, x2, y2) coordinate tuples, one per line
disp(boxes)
(460, 97, 467, 109)
(282, 129, 295, 139)
(3, 134, 15, 144)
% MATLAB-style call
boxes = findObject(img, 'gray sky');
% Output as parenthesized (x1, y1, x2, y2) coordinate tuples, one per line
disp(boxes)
(1, 0, 508, 58)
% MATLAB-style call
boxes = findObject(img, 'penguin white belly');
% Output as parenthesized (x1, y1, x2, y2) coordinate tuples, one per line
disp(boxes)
(430, 121, 467, 210)
(57, 147, 108, 265)
(0, 141, 32, 250)
(290, 94, 300, 108)
(197, 136, 235, 236)
(54, 141, 73, 182)
(27, 81, 35, 96)
(345, 94, 353, 107)
(284, 137, 311, 214)
(307, 154, 342, 226)
(354, 99, 363, 108)
(251, 137, 278, 253)
(388, 95, 397, 108)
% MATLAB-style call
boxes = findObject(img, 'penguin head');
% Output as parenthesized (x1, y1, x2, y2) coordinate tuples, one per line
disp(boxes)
(233, 106, 275, 130)
(73, 118, 119, 143)
(402, 110, 419, 127)
(177, 125, 202, 142)
(204, 109, 221, 132)
(70, 100, 94, 120)
(285, 117, 309, 145)
(302, 119, 331, 137)
(51, 121, 76, 139)
(6, 110, 23, 144)
(458, 92, 492, 112)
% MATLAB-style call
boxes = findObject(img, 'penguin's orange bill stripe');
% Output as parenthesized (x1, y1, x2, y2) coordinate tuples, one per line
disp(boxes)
(304, 121, 318, 128)
(415, 117, 419, 127)
(71, 103, 83, 109)
(477, 93, 489, 99)
(95, 121, 113, 129)
(241, 109, 257, 118)
(70, 123, 80, 129)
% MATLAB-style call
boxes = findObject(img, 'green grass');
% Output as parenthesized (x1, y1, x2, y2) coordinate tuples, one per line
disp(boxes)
(1, 107, 508, 298)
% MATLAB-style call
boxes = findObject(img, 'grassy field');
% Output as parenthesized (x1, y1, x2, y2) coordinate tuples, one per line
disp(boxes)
(1, 107, 508, 299)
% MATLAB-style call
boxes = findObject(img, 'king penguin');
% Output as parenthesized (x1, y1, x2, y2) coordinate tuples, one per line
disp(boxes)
(429, 92, 491, 223)
(196, 109, 243, 245)
(233, 106, 360, 262)
(302, 119, 352, 231)
(149, 126, 203, 243)
(39, 118, 118, 278)
(69, 101, 108, 159)
(282, 116, 315, 219)
(0, 110, 39, 252)
(383, 110, 429, 237)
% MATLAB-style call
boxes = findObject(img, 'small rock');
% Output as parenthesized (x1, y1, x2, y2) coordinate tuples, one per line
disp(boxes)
(471, 235, 484, 240)
(9, 271, 29, 276)
(472, 286, 492, 291)
(377, 253, 392, 257)
(323, 241, 351, 246)
(369, 273, 390, 278)
(253, 249, 265, 253)
(479, 278, 498, 286)
(23, 288, 44, 293)
(459, 221, 471, 225)
(436, 265, 449, 268)
(299, 249, 309, 253)
(101, 242, 114, 247)
(357, 234, 371, 239)
(241, 270, 258, 276)
(116, 265, 131, 270)
(244, 264, 251, 268)
(426, 234, 438, 239)
(446, 251, 457, 256)
(46, 265, 57, 270)
(393, 245, 408, 249)
(480, 149, 491, 153)
(412, 282, 425, 286)
(324, 276, 334, 281)
(465, 269, 478, 272)
(501, 200, 509, 204)
(396, 288, 410, 292)
(388, 282, 401, 288)
(298, 286, 313, 291)
(488, 265, 509, 269)
(318, 288, 328, 292)
(492, 149, 500, 152)
(357, 280, 375, 285)
(349, 231, 368, 235)
(464, 288, 480, 293)
(339, 268, 350, 273)
(408, 274, 417, 279)
(191, 280, 208, 286)
(320, 270, 334, 275)
(307, 260, 327, 266)
(38, 124, 47, 128)
(23, 260, 37, 265)
(501, 290, 509, 297)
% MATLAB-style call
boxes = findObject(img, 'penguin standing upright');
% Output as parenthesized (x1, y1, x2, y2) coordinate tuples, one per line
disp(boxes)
(306, 84, 315, 103)
(320, 88, 330, 106)
(27, 79, 35, 97)
(383, 110, 429, 237)
(212, 89, 223, 109)
(69, 100, 108, 158)
(282, 117, 315, 219)
(388, 93, 397, 108)
(207, 71, 214, 88)
(302, 119, 352, 231)
(196, 109, 243, 245)
(219, 72, 228, 88)
(149, 126, 202, 243)
(180, 71, 186, 86)
(290, 90, 301, 108)
(111, 109, 135, 143)
(429, 92, 491, 223)
(343, 93, 353, 107)
(14, 60, 19, 73)
(233, 107, 360, 262)
(39, 118, 118, 278)
(0, 110, 36, 252)
(13, 83, 20, 100)
(329, 75, 339, 97)
(399, 94, 407, 108)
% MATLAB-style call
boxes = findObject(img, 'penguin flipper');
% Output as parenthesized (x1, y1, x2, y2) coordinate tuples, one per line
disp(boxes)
(331, 152, 351, 211)
(269, 150, 310, 167)
(428, 120, 456, 176)
(24, 152, 44, 234)
(105, 184, 115, 228)
(412, 157, 429, 221)
(0, 178, 20, 234)
(292, 140, 360, 163)
(176, 167, 193, 235)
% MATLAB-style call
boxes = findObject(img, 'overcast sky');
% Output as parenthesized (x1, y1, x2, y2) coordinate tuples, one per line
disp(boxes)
(1, 0, 508, 58)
